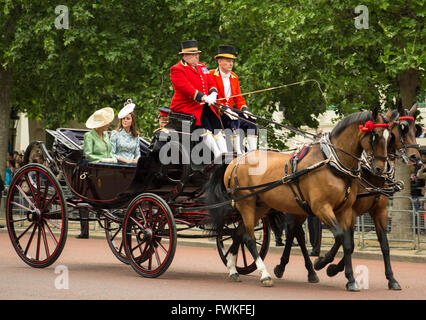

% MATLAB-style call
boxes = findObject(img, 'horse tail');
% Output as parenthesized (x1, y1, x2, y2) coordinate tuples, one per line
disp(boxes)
(205, 163, 233, 234)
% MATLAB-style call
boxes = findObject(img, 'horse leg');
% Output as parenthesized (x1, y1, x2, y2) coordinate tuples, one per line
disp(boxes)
(239, 207, 273, 286)
(326, 227, 354, 277)
(313, 240, 341, 271)
(294, 222, 319, 283)
(314, 208, 359, 291)
(226, 223, 245, 282)
(273, 219, 296, 279)
(372, 209, 402, 290)
(341, 226, 359, 291)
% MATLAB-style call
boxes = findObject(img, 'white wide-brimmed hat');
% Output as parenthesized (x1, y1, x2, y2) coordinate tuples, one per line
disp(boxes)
(85, 107, 115, 129)
(118, 99, 136, 119)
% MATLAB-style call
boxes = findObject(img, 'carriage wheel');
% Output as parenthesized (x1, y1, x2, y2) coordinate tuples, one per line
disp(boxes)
(123, 193, 177, 278)
(105, 214, 129, 265)
(216, 217, 270, 275)
(6, 164, 68, 268)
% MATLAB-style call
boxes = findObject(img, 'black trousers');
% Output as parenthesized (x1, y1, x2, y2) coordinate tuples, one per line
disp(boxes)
(308, 215, 322, 253)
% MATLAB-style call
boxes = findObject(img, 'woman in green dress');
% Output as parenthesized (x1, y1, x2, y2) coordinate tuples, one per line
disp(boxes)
(83, 107, 116, 163)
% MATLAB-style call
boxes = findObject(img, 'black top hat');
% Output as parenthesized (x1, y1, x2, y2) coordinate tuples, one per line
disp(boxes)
(215, 45, 237, 59)
(179, 40, 202, 54)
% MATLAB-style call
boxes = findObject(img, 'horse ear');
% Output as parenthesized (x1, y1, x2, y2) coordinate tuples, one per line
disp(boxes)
(385, 109, 396, 122)
(396, 98, 404, 115)
(372, 107, 379, 121)
(409, 102, 418, 119)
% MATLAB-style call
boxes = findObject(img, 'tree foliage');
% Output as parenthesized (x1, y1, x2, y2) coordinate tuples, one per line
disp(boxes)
(0, 0, 424, 153)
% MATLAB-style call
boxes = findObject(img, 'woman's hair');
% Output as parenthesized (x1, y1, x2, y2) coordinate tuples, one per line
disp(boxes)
(115, 112, 139, 137)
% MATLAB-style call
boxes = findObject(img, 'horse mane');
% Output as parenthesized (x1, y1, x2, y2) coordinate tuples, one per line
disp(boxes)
(330, 111, 373, 138)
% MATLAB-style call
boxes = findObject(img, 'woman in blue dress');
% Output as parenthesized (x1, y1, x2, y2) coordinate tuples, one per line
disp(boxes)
(110, 99, 140, 164)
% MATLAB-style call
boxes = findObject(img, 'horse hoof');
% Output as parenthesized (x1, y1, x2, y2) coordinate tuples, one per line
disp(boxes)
(274, 265, 284, 279)
(346, 281, 360, 292)
(308, 273, 319, 283)
(229, 273, 241, 282)
(388, 281, 402, 291)
(326, 264, 340, 277)
(313, 257, 326, 271)
(261, 277, 274, 287)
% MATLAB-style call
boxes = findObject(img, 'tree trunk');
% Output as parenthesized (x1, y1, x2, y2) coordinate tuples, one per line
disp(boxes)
(398, 68, 419, 108)
(390, 158, 414, 241)
(0, 67, 13, 180)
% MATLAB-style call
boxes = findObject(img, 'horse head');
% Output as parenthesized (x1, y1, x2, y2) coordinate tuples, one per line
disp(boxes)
(358, 107, 390, 176)
(385, 103, 422, 170)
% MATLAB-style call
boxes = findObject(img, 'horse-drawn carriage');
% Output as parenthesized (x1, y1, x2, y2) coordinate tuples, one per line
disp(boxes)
(5, 109, 269, 278)
(5, 103, 423, 290)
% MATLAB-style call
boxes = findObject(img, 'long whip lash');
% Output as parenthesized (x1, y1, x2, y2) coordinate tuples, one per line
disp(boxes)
(216, 79, 327, 105)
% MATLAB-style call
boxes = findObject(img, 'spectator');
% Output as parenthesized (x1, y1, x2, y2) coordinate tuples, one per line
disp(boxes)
(308, 215, 322, 256)
(307, 128, 324, 257)
(0, 175, 4, 228)
(5, 160, 13, 187)
(411, 172, 425, 213)
(76, 208, 89, 239)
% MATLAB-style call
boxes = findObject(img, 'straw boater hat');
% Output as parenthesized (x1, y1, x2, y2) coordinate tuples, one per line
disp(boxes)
(118, 99, 136, 119)
(215, 45, 237, 60)
(85, 107, 115, 129)
(179, 39, 202, 54)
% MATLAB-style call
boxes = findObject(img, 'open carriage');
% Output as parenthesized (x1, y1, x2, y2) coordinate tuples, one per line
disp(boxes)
(5, 109, 270, 278)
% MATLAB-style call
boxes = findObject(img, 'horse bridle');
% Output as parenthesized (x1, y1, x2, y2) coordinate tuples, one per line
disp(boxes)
(388, 113, 420, 163)
(359, 114, 390, 164)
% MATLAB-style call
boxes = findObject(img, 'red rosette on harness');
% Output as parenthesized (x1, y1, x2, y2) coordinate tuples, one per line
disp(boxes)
(359, 120, 389, 132)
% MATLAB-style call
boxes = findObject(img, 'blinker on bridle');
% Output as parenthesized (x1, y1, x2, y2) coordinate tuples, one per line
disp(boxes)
(359, 119, 390, 162)
(389, 115, 420, 164)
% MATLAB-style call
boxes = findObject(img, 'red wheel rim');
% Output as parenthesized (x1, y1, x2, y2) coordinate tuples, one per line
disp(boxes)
(6, 166, 67, 267)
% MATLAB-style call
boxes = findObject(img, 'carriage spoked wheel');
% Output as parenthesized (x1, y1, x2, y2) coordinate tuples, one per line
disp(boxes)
(104, 213, 129, 265)
(6, 163, 68, 268)
(123, 193, 177, 278)
(216, 217, 270, 275)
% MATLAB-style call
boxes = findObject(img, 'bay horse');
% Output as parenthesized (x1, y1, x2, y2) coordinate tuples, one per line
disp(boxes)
(206, 108, 390, 291)
(310, 103, 422, 289)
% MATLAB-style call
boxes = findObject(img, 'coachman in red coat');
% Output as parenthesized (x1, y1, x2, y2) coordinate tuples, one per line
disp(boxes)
(169, 40, 226, 159)
(209, 45, 258, 154)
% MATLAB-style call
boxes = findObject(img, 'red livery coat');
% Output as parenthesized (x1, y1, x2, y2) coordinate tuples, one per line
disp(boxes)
(209, 68, 247, 111)
(169, 60, 218, 126)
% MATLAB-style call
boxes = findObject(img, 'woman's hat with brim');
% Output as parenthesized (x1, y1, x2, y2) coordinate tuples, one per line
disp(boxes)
(215, 45, 237, 59)
(179, 39, 202, 54)
(85, 107, 115, 129)
(118, 99, 136, 119)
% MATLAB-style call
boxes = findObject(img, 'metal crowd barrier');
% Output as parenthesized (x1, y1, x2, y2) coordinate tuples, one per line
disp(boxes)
(355, 196, 424, 252)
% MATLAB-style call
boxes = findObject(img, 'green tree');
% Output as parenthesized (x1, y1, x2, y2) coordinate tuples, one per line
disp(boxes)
(1, 0, 424, 178)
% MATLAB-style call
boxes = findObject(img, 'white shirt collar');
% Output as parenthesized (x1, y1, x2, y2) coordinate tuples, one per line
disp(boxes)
(219, 69, 231, 79)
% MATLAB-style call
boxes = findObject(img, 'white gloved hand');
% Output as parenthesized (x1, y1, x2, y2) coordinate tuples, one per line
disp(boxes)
(224, 107, 238, 120)
(243, 109, 255, 119)
(202, 92, 217, 106)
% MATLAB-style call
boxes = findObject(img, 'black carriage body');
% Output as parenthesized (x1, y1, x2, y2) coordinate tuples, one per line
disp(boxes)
(49, 111, 206, 209)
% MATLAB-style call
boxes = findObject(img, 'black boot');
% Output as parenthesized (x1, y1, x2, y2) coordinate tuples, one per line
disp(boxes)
(76, 208, 89, 239)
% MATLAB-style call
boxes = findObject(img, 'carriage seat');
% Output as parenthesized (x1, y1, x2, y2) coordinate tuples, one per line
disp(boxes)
(163, 109, 196, 133)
